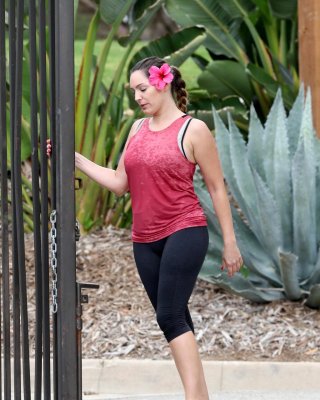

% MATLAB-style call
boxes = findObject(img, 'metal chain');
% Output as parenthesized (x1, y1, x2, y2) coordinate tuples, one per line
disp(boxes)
(49, 210, 58, 314)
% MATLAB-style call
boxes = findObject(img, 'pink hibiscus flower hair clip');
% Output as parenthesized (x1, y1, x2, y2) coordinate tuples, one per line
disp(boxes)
(148, 63, 174, 90)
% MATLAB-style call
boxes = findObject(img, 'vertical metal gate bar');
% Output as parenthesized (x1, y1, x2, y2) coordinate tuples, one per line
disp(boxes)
(28, 0, 43, 398)
(14, 0, 31, 398)
(38, 0, 51, 398)
(55, 0, 78, 398)
(8, 1, 22, 398)
(48, 1, 58, 398)
(0, 0, 11, 398)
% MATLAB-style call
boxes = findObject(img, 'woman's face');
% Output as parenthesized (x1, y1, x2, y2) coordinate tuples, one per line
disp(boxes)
(129, 70, 164, 115)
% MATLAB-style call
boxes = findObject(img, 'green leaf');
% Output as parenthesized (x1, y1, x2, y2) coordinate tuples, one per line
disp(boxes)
(262, 90, 282, 189)
(307, 251, 320, 286)
(299, 89, 317, 166)
(240, 265, 250, 278)
(269, 0, 297, 19)
(119, 0, 164, 47)
(247, 104, 265, 180)
(292, 140, 317, 272)
(75, 11, 99, 151)
(74, 0, 79, 20)
(263, 90, 292, 251)
(100, 0, 134, 25)
(194, 170, 224, 246)
(287, 84, 304, 159)
(200, 267, 284, 302)
(249, 0, 272, 21)
(306, 284, 320, 308)
(191, 54, 209, 71)
(128, 26, 206, 74)
(252, 169, 283, 263)
(217, 0, 255, 18)
(213, 109, 251, 222)
(232, 207, 282, 285)
(198, 60, 253, 104)
(278, 250, 301, 300)
(246, 63, 278, 96)
(165, 0, 248, 63)
(131, 0, 157, 20)
(228, 115, 259, 217)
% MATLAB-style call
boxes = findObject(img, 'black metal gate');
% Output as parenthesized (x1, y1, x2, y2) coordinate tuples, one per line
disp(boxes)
(0, 1, 81, 398)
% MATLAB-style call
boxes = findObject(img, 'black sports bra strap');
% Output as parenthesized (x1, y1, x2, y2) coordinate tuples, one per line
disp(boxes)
(135, 118, 145, 133)
(181, 118, 192, 159)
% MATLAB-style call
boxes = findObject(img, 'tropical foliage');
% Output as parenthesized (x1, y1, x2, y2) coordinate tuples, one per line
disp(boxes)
(160, 0, 299, 131)
(195, 88, 320, 308)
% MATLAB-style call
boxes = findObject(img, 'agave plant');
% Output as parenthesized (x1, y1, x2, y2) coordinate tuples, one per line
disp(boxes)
(195, 87, 320, 308)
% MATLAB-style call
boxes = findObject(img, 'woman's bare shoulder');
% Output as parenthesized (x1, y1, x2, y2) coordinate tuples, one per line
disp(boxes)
(188, 117, 212, 140)
(129, 118, 146, 139)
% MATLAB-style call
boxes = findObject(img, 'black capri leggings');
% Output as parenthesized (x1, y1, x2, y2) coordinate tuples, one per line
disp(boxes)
(133, 226, 209, 343)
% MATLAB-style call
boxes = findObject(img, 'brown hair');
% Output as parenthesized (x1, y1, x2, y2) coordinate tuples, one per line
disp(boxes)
(130, 57, 188, 113)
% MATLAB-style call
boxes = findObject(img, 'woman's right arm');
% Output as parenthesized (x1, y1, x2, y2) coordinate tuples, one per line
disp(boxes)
(75, 152, 127, 196)
(75, 120, 140, 197)
(48, 120, 139, 197)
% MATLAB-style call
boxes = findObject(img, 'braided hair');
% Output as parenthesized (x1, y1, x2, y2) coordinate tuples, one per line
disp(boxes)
(130, 57, 188, 113)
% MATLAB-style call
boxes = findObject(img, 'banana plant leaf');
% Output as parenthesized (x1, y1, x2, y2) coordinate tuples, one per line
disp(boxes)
(198, 60, 253, 104)
(165, 0, 248, 63)
(100, 0, 133, 24)
(246, 63, 278, 96)
(269, 0, 297, 19)
(217, 0, 255, 18)
(130, 0, 160, 21)
(128, 26, 206, 74)
(118, 0, 164, 47)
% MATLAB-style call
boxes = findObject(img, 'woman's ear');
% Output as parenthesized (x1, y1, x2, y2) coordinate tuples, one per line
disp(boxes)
(163, 83, 172, 93)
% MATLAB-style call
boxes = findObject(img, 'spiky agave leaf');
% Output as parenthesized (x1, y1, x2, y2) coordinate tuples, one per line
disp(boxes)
(213, 109, 261, 236)
(247, 104, 265, 180)
(231, 207, 282, 286)
(262, 91, 292, 250)
(292, 140, 317, 275)
(278, 250, 301, 300)
(287, 84, 304, 158)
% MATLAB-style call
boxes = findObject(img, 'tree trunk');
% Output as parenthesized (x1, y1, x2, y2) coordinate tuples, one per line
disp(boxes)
(298, 0, 320, 136)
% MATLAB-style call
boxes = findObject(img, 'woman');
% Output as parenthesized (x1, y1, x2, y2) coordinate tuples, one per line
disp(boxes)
(47, 56, 243, 400)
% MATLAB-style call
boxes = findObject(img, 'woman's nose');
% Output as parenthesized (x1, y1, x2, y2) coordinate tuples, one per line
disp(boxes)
(135, 91, 141, 101)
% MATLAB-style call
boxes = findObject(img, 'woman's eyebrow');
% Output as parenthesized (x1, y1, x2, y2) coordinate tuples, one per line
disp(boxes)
(130, 83, 146, 90)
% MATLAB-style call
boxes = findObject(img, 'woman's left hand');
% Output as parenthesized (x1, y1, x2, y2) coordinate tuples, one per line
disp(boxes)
(221, 242, 243, 277)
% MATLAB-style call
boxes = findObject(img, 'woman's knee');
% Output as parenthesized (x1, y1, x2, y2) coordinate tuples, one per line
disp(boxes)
(156, 309, 191, 342)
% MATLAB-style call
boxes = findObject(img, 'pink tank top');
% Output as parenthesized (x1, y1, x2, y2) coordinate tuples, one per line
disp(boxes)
(124, 115, 207, 242)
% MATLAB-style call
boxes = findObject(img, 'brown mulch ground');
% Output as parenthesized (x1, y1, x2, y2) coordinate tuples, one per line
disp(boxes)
(2, 225, 320, 361)
(75, 226, 320, 362)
